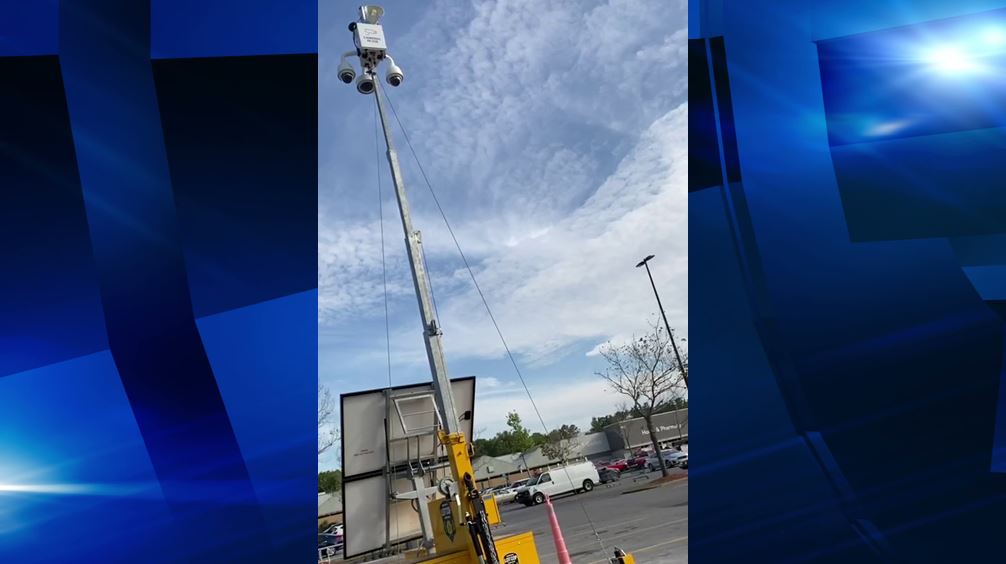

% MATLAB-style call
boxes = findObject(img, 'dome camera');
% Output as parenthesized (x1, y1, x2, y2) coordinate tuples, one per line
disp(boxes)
(338, 60, 356, 84)
(356, 72, 375, 94)
(385, 59, 404, 87)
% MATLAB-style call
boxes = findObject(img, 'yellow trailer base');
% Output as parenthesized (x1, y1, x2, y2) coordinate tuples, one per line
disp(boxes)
(419, 531, 539, 564)
(418, 551, 471, 564)
(494, 531, 539, 564)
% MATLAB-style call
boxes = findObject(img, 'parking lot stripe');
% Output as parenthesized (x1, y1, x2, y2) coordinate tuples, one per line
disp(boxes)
(562, 516, 651, 540)
(583, 535, 689, 564)
(630, 535, 689, 556)
(603, 517, 687, 542)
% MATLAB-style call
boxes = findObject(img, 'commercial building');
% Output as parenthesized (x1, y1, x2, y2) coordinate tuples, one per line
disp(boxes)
(467, 409, 687, 488)
(317, 491, 343, 530)
(603, 408, 688, 452)
(471, 430, 613, 487)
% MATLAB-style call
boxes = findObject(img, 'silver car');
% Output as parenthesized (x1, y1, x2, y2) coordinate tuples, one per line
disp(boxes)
(492, 479, 530, 504)
(647, 451, 687, 471)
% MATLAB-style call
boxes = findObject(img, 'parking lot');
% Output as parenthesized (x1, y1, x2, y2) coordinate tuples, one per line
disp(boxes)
(493, 469, 688, 564)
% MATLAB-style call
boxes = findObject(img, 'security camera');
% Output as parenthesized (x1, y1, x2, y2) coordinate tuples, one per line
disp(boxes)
(356, 72, 375, 94)
(385, 58, 404, 87)
(338, 60, 356, 84)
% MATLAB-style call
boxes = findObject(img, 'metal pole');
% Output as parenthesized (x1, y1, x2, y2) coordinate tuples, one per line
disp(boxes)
(372, 78, 461, 433)
(641, 259, 688, 389)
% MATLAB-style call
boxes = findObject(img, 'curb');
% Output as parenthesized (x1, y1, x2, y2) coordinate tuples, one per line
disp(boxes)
(621, 473, 688, 494)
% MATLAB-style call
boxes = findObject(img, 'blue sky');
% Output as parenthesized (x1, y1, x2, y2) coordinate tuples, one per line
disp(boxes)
(319, 0, 687, 470)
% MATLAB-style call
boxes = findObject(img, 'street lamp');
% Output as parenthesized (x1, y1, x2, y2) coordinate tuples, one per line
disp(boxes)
(636, 254, 688, 388)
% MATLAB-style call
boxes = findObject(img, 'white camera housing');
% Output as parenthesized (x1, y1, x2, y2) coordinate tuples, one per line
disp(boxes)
(338, 60, 356, 84)
(353, 22, 387, 72)
(356, 72, 376, 94)
(385, 59, 404, 86)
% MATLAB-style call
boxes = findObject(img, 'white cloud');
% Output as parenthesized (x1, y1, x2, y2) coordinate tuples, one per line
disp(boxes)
(390, 0, 687, 210)
(474, 378, 628, 435)
(317, 211, 413, 324)
(481, 376, 503, 388)
(430, 104, 688, 364)
(319, 0, 688, 381)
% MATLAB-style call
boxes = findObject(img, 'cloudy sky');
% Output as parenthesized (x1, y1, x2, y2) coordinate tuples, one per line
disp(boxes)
(319, 0, 687, 470)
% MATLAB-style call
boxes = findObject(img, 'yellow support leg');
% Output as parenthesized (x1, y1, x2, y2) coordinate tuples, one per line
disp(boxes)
(428, 431, 540, 564)
(609, 548, 636, 564)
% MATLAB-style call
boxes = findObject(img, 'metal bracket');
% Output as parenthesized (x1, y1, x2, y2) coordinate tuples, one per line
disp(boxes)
(392, 477, 440, 551)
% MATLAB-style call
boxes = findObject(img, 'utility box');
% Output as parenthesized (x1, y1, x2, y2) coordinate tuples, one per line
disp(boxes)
(482, 495, 501, 525)
(353, 23, 386, 52)
(429, 498, 469, 556)
(495, 531, 540, 564)
(418, 550, 471, 564)
(352, 22, 387, 71)
(424, 499, 534, 564)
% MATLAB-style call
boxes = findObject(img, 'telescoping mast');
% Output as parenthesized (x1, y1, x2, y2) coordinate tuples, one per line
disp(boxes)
(336, 6, 540, 564)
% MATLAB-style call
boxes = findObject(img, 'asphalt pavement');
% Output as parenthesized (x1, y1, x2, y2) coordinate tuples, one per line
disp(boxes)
(492, 469, 688, 564)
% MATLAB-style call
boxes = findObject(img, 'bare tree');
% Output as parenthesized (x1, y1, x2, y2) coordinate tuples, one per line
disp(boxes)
(612, 401, 634, 450)
(596, 322, 687, 478)
(318, 384, 340, 456)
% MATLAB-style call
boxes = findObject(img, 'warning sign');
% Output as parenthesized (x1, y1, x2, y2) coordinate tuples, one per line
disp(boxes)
(440, 500, 456, 541)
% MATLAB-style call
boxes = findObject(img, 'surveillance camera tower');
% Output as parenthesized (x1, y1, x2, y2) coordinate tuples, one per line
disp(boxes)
(340, 3, 457, 436)
(337, 7, 517, 564)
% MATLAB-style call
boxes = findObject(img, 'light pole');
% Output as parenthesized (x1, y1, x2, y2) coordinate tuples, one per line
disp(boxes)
(636, 254, 688, 388)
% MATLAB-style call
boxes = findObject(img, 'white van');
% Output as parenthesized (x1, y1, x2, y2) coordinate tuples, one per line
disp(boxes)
(514, 461, 601, 506)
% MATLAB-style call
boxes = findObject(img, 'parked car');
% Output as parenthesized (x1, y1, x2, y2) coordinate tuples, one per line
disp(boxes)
(678, 454, 688, 469)
(598, 467, 621, 484)
(318, 533, 341, 562)
(318, 530, 343, 552)
(604, 458, 629, 472)
(647, 451, 687, 471)
(515, 462, 600, 506)
(628, 455, 649, 470)
(493, 479, 529, 504)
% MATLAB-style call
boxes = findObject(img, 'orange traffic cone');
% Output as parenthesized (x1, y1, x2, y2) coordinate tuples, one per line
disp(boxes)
(544, 494, 572, 564)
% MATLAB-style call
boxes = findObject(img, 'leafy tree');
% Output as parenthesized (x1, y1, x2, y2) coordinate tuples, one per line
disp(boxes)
(498, 412, 535, 454)
(590, 414, 623, 432)
(549, 424, 580, 441)
(473, 438, 495, 457)
(318, 469, 343, 493)
(471, 413, 617, 462)
(590, 398, 688, 432)
(541, 424, 580, 462)
(507, 412, 534, 445)
(471, 412, 552, 458)
(597, 322, 687, 478)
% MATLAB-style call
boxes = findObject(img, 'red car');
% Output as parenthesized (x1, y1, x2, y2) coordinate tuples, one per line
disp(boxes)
(605, 459, 629, 472)
(628, 455, 648, 469)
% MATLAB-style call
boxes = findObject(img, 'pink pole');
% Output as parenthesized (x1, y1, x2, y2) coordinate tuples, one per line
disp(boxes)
(545, 494, 573, 564)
